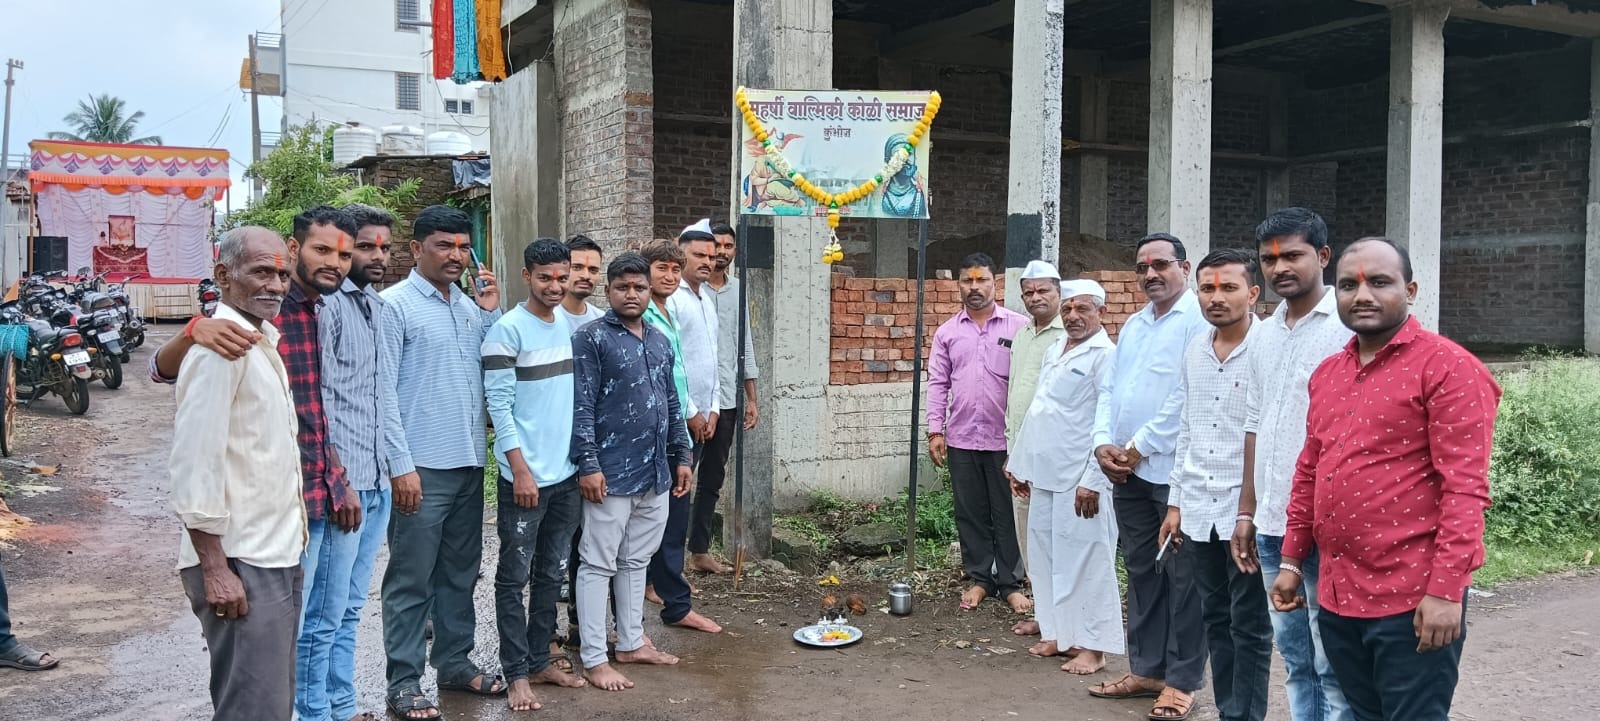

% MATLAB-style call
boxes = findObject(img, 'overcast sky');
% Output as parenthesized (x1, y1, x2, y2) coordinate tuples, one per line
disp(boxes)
(0, 1, 282, 210)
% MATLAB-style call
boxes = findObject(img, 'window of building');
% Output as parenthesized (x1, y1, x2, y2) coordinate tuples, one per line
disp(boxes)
(445, 99, 474, 115)
(396, 73, 421, 111)
(395, 0, 420, 31)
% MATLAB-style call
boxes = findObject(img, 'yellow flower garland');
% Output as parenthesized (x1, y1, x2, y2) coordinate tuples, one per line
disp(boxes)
(735, 87, 942, 264)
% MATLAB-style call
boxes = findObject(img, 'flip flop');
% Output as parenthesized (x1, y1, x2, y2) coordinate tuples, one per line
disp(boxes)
(439, 672, 508, 697)
(385, 689, 441, 720)
(0, 643, 58, 671)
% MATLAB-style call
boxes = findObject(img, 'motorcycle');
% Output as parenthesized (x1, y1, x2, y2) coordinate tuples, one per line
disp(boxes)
(197, 278, 220, 317)
(71, 267, 143, 358)
(21, 275, 121, 390)
(0, 301, 93, 416)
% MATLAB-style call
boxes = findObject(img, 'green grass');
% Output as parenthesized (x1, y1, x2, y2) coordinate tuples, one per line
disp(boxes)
(484, 432, 499, 509)
(1476, 537, 1598, 587)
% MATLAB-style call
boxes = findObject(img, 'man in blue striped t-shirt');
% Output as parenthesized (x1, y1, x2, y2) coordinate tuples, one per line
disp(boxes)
(484, 238, 589, 711)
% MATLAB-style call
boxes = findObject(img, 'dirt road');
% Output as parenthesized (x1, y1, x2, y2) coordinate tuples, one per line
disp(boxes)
(0, 327, 1593, 720)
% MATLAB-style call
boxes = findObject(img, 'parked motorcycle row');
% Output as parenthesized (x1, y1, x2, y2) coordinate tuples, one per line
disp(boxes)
(0, 269, 150, 454)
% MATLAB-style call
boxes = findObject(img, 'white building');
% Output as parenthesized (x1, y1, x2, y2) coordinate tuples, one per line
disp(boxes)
(280, 0, 492, 152)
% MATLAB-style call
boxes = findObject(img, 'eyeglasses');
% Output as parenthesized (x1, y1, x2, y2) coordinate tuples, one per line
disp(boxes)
(1134, 258, 1180, 275)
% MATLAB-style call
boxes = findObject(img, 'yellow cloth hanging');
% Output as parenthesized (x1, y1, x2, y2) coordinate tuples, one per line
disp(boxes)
(475, 0, 507, 82)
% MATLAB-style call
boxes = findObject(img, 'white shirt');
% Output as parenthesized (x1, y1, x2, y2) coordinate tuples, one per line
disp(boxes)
(1009, 329, 1116, 494)
(669, 279, 722, 419)
(170, 303, 307, 569)
(1169, 317, 1261, 541)
(1092, 291, 1209, 484)
(1243, 289, 1353, 536)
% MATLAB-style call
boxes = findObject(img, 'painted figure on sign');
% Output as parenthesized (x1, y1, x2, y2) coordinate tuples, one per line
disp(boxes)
(879, 133, 927, 218)
(741, 130, 806, 212)
(93, 215, 150, 276)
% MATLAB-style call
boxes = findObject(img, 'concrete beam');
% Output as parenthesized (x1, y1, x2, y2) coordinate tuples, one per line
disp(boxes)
(1147, 0, 1214, 258)
(1587, 39, 1600, 354)
(882, 1, 1016, 53)
(1076, 76, 1110, 240)
(1215, 13, 1387, 58)
(1357, 0, 1600, 37)
(1004, 0, 1066, 310)
(502, 0, 540, 28)
(1385, 0, 1449, 330)
(732, 0, 834, 558)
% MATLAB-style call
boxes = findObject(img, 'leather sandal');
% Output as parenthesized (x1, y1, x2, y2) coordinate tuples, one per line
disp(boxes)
(1088, 673, 1163, 699)
(1148, 686, 1195, 720)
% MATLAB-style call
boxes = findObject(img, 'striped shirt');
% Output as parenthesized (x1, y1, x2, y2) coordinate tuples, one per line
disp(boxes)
(320, 278, 391, 492)
(380, 270, 502, 475)
(708, 276, 759, 410)
(482, 304, 580, 486)
(1169, 317, 1261, 540)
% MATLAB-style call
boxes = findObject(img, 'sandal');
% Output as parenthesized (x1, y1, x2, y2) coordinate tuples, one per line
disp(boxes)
(0, 643, 58, 671)
(385, 689, 441, 720)
(1148, 687, 1195, 720)
(439, 672, 508, 697)
(550, 651, 575, 673)
(1088, 673, 1163, 700)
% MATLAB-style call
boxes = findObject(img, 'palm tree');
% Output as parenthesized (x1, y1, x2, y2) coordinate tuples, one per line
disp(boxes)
(47, 94, 162, 145)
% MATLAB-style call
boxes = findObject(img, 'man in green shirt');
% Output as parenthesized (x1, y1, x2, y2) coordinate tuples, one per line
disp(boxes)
(1004, 259, 1066, 637)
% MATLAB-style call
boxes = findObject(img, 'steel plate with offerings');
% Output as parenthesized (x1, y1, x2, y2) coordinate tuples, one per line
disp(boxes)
(793, 618, 864, 648)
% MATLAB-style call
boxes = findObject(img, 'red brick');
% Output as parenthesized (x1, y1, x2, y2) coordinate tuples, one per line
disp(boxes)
(846, 326, 863, 338)
(835, 313, 864, 325)
(845, 278, 874, 291)
(830, 323, 847, 337)
(862, 325, 890, 339)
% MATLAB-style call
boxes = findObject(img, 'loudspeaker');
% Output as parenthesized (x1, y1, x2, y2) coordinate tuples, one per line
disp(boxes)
(31, 236, 67, 275)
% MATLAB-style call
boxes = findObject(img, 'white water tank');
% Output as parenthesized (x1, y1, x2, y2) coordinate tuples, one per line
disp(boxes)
(379, 125, 425, 154)
(331, 124, 379, 166)
(426, 131, 472, 156)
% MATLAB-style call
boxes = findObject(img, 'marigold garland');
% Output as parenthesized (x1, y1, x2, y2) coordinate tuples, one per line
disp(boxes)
(735, 87, 942, 264)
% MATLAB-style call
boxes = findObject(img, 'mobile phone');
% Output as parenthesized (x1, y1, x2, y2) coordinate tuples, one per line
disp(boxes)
(467, 247, 488, 295)
(1155, 533, 1174, 563)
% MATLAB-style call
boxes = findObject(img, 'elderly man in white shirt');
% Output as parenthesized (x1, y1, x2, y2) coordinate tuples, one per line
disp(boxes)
(1007, 279, 1122, 676)
(1158, 248, 1272, 721)
(170, 226, 307, 721)
(645, 219, 724, 634)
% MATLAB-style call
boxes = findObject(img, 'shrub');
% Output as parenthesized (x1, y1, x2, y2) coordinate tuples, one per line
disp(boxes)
(1485, 358, 1600, 546)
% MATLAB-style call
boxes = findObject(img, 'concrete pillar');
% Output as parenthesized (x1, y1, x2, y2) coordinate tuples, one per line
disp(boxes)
(872, 221, 912, 278)
(1003, 0, 1065, 311)
(731, 0, 833, 558)
(1384, 0, 1449, 331)
(1076, 76, 1110, 242)
(554, 0, 654, 257)
(1586, 39, 1600, 354)
(1263, 76, 1291, 213)
(489, 59, 560, 309)
(1148, 0, 1213, 259)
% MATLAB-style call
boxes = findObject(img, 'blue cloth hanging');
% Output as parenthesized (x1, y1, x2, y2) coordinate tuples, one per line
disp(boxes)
(451, 0, 480, 83)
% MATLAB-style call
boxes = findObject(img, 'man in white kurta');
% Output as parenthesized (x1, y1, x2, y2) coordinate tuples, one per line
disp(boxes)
(1006, 279, 1123, 675)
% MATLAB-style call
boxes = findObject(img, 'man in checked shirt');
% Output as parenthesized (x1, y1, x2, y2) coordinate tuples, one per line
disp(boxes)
(152, 206, 364, 720)
(1273, 238, 1500, 721)
(1159, 248, 1271, 721)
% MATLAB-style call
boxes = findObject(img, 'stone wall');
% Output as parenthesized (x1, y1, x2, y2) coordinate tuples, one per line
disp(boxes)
(355, 155, 460, 285)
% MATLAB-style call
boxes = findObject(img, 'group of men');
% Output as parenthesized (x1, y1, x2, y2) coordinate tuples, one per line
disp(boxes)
(160, 205, 759, 721)
(930, 207, 1499, 721)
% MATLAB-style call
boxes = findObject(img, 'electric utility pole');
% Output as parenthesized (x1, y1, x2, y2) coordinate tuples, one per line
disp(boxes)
(1, 59, 23, 287)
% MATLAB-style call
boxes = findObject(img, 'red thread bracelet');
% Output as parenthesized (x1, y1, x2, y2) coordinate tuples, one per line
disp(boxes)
(184, 315, 202, 339)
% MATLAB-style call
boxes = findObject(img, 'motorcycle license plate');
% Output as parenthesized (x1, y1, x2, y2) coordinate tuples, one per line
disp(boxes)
(63, 351, 90, 366)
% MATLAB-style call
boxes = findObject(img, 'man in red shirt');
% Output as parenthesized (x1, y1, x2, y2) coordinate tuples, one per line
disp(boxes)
(1271, 237, 1500, 721)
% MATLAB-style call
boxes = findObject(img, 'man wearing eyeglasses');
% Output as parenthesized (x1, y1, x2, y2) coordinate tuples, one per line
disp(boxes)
(1088, 233, 1210, 721)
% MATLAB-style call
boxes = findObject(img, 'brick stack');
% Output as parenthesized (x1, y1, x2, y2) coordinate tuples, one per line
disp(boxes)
(828, 270, 1151, 385)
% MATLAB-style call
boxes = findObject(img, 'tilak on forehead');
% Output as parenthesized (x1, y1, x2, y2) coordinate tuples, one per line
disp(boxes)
(1271, 238, 1281, 256)
(1357, 261, 1366, 283)
(274, 252, 284, 269)
(966, 267, 985, 281)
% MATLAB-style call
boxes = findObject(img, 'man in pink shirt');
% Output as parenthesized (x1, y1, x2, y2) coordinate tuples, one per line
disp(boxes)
(927, 253, 1029, 612)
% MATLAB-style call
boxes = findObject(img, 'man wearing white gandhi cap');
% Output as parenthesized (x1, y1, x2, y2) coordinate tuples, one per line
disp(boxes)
(1001, 259, 1067, 635)
(1006, 277, 1125, 674)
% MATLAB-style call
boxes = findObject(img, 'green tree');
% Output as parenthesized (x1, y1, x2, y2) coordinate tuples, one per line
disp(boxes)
(47, 94, 162, 145)
(225, 123, 418, 236)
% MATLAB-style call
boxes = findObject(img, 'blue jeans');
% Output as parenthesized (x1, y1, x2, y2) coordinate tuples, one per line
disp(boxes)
(0, 554, 16, 656)
(1258, 535, 1351, 721)
(295, 513, 364, 721)
(494, 476, 581, 681)
(330, 489, 390, 721)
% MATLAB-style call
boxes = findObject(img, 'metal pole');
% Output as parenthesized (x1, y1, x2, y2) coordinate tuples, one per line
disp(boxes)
(1, 59, 21, 290)
(906, 218, 928, 575)
(732, 213, 750, 589)
(248, 35, 262, 202)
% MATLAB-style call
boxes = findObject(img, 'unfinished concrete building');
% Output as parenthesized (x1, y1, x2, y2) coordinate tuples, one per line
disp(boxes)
(491, 0, 1600, 554)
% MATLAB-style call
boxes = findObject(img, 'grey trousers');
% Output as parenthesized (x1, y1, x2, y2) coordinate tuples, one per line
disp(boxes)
(577, 489, 668, 670)
(381, 466, 485, 694)
(181, 561, 303, 721)
(1113, 474, 1207, 691)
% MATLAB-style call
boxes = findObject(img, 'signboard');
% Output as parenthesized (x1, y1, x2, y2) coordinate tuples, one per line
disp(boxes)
(737, 89, 933, 221)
